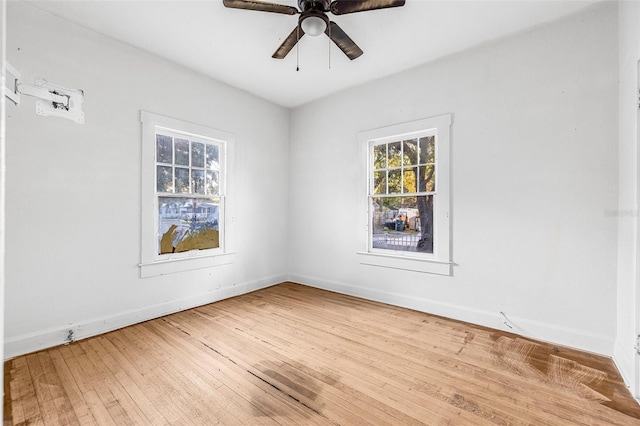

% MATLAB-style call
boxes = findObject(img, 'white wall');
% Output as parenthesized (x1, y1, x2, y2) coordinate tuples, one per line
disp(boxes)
(1, 0, 7, 418)
(288, 3, 619, 355)
(5, 2, 290, 358)
(616, 0, 640, 397)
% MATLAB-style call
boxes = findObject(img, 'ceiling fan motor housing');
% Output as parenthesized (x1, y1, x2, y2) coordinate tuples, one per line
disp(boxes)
(298, 0, 330, 13)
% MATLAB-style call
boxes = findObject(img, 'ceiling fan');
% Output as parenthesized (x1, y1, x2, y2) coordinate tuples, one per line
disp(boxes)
(223, 0, 406, 60)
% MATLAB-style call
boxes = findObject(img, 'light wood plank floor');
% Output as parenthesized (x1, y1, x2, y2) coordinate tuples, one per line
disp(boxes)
(4, 282, 640, 425)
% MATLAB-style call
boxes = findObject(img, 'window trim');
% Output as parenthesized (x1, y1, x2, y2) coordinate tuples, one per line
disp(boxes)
(357, 114, 452, 276)
(139, 111, 235, 278)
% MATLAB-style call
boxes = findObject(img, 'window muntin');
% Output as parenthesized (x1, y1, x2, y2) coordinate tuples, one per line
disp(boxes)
(154, 128, 224, 256)
(369, 133, 437, 255)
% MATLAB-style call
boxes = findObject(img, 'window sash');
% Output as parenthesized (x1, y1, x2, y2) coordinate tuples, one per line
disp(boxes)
(369, 134, 438, 197)
(154, 129, 223, 197)
(367, 196, 438, 258)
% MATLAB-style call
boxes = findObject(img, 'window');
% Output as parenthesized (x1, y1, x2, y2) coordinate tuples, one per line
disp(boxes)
(358, 114, 452, 275)
(140, 112, 235, 277)
(155, 132, 221, 254)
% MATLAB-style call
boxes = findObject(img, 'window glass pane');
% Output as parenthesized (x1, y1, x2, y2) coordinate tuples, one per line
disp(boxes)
(175, 167, 190, 193)
(388, 169, 401, 194)
(156, 134, 173, 164)
(419, 136, 435, 164)
(191, 169, 205, 194)
(192, 141, 205, 168)
(403, 167, 417, 193)
(158, 196, 220, 255)
(419, 165, 436, 192)
(373, 171, 386, 195)
(206, 144, 219, 170)
(206, 170, 219, 195)
(370, 196, 429, 251)
(175, 139, 190, 166)
(388, 141, 402, 168)
(373, 144, 386, 169)
(157, 166, 173, 192)
(370, 195, 433, 254)
(402, 139, 418, 166)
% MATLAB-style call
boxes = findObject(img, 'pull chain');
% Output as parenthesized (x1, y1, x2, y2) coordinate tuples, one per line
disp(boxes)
(296, 25, 300, 72)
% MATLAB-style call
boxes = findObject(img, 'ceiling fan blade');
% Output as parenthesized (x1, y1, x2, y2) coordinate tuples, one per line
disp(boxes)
(325, 21, 363, 60)
(223, 0, 298, 15)
(272, 26, 306, 59)
(330, 0, 405, 15)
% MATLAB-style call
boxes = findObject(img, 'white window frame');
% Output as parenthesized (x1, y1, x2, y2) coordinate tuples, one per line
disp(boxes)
(357, 114, 452, 276)
(139, 111, 235, 278)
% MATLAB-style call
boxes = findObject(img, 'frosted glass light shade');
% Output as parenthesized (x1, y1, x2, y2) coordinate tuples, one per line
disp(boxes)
(301, 16, 326, 37)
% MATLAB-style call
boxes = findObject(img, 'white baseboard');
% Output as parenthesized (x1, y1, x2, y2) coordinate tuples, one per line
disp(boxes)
(613, 338, 638, 399)
(4, 274, 285, 359)
(288, 273, 614, 356)
(7, 273, 615, 360)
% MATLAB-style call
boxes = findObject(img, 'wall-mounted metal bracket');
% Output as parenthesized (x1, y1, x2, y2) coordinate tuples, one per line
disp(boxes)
(4, 61, 84, 124)
(27, 78, 85, 124)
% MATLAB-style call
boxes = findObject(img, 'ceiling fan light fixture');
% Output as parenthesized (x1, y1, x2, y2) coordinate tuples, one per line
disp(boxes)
(301, 15, 327, 37)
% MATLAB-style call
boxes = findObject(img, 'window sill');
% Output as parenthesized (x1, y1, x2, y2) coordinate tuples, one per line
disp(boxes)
(357, 251, 452, 276)
(139, 252, 236, 278)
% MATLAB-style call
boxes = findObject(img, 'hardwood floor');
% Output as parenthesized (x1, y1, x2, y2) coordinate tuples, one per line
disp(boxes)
(4, 282, 640, 425)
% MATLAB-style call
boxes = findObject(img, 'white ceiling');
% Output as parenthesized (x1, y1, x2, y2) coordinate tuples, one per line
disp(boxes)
(25, 0, 606, 108)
